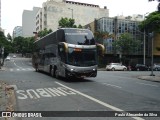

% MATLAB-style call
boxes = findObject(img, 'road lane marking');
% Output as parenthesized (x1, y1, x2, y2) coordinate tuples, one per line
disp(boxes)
(16, 87, 77, 100)
(10, 85, 18, 90)
(136, 82, 159, 87)
(14, 62, 23, 69)
(8, 68, 34, 72)
(103, 83, 122, 89)
(55, 82, 144, 120)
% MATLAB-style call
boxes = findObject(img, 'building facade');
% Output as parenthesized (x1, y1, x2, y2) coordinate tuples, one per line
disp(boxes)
(36, 0, 109, 32)
(22, 7, 41, 37)
(85, 16, 160, 65)
(12, 26, 22, 38)
(96, 17, 143, 54)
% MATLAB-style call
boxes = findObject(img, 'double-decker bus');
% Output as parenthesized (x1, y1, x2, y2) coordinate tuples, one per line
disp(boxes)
(32, 28, 104, 79)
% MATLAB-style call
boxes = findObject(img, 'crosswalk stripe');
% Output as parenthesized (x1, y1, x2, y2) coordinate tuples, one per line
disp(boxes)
(8, 68, 34, 72)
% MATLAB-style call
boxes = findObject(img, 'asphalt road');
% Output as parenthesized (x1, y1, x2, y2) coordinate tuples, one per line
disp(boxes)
(0, 57, 160, 120)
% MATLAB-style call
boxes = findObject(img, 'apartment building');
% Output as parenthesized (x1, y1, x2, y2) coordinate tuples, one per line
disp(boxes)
(22, 7, 41, 37)
(12, 26, 22, 38)
(36, 0, 109, 32)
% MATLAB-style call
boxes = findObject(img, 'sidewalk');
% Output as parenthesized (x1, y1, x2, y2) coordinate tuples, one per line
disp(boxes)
(98, 68, 160, 82)
(0, 62, 17, 120)
(138, 75, 160, 82)
(0, 79, 16, 120)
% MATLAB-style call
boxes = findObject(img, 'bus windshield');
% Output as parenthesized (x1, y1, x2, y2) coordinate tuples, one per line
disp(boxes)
(67, 47, 97, 67)
(64, 29, 95, 45)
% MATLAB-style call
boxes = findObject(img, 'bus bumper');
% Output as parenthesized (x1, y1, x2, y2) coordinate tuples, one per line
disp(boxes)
(65, 69, 97, 78)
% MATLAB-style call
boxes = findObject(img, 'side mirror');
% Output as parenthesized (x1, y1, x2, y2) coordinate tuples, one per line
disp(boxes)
(58, 42, 68, 52)
(96, 44, 105, 56)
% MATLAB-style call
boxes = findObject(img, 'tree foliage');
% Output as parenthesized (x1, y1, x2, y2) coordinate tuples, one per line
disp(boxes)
(139, 11, 160, 33)
(94, 31, 114, 44)
(0, 31, 12, 57)
(112, 33, 141, 55)
(0, 31, 13, 66)
(58, 17, 82, 28)
(12, 36, 35, 56)
(7, 33, 12, 42)
(139, 11, 160, 51)
(38, 28, 52, 38)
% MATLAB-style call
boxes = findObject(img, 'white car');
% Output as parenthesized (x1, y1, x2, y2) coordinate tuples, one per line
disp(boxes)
(153, 64, 160, 71)
(13, 55, 16, 58)
(6, 56, 11, 61)
(106, 63, 127, 71)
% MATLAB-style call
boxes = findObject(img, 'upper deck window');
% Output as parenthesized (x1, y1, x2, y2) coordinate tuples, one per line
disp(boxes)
(64, 29, 95, 45)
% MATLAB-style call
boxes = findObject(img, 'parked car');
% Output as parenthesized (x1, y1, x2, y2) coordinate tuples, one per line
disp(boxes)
(130, 64, 150, 71)
(13, 55, 16, 58)
(106, 63, 127, 71)
(153, 64, 160, 71)
(6, 56, 11, 61)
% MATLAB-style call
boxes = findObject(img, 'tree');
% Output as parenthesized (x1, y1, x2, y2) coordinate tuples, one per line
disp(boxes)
(112, 33, 141, 56)
(94, 31, 114, 67)
(59, 17, 75, 27)
(139, 11, 160, 33)
(7, 33, 12, 42)
(58, 17, 82, 28)
(139, 11, 160, 51)
(38, 28, 52, 38)
(12, 36, 25, 53)
(0, 31, 12, 67)
(12, 36, 35, 56)
(94, 31, 114, 44)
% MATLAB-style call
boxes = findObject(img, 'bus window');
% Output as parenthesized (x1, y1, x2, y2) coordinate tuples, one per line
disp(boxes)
(39, 54, 45, 65)
(58, 44, 66, 62)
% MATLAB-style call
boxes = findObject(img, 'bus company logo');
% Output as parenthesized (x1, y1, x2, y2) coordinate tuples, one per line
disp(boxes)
(2, 112, 12, 117)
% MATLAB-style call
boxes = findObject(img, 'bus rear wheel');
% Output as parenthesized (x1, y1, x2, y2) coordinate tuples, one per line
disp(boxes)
(55, 69, 59, 79)
(51, 69, 54, 77)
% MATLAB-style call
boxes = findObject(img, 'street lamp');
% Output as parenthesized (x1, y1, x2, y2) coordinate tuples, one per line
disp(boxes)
(143, 12, 149, 65)
(68, 8, 73, 19)
(149, 20, 159, 76)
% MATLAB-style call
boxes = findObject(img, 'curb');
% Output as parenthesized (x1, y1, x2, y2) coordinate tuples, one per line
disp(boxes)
(138, 76, 160, 82)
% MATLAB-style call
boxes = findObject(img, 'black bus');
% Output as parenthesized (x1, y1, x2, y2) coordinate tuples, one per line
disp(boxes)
(32, 28, 104, 79)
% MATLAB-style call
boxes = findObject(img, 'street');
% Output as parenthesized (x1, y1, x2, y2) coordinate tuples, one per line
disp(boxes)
(0, 57, 160, 120)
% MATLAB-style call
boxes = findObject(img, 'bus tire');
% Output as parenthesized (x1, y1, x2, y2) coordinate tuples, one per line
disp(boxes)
(55, 69, 59, 79)
(35, 65, 39, 72)
(51, 69, 54, 77)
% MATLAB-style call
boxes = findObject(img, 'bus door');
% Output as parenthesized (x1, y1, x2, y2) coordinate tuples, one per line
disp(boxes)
(58, 43, 67, 77)
(38, 54, 45, 71)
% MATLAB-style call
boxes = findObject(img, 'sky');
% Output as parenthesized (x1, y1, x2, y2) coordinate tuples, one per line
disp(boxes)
(1, 0, 158, 35)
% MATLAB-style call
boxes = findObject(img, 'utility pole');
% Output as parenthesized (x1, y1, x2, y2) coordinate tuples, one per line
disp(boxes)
(68, 8, 73, 19)
(150, 32, 155, 76)
(143, 12, 149, 65)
